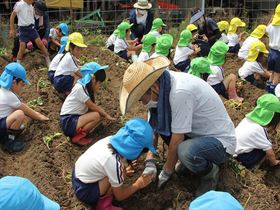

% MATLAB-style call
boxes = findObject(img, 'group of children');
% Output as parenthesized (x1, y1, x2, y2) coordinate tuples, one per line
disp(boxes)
(1, 1, 280, 210)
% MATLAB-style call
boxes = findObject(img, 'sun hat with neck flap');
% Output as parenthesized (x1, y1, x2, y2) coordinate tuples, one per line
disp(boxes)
(188, 57, 213, 78)
(151, 18, 166, 31)
(117, 22, 134, 39)
(110, 118, 157, 160)
(133, 0, 152, 9)
(177, 29, 192, 47)
(272, 4, 280, 26)
(207, 41, 229, 66)
(142, 34, 157, 53)
(65, 32, 87, 51)
(217, 21, 229, 33)
(155, 34, 173, 57)
(119, 56, 170, 115)
(228, 17, 246, 34)
(246, 94, 280, 126)
(246, 41, 268, 62)
(250, 24, 266, 39)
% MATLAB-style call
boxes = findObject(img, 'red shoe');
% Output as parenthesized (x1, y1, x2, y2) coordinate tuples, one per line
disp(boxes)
(72, 128, 92, 146)
(96, 195, 122, 210)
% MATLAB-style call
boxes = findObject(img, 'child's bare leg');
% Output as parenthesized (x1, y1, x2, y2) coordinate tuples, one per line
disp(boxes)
(128, 51, 137, 62)
(272, 72, 280, 85)
(34, 37, 51, 67)
(76, 112, 101, 132)
(224, 73, 243, 102)
(6, 110, 25, 130)
(17, 42, 26, 63)
(98, 177, 111, 196)
(254, 73, 261, 81)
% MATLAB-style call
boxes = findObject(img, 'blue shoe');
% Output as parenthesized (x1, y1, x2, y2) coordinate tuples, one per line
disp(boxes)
(3, 136, 25, 153)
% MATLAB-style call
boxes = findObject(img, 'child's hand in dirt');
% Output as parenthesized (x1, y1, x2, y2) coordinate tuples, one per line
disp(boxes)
(126, 160, 138, 176)
(135, 174, 153, 189)
(39, 115, 49, 121)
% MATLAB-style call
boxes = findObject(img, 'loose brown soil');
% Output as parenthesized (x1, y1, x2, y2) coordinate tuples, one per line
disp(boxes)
(0, 46, 279, 210)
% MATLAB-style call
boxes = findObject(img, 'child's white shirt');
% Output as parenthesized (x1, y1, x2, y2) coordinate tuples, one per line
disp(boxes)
(137, 51, 150, 61)
(49, 53, 64, 72)
(60, 83, 89, 115)
(238, 36, 259, 59)
(106, 33, 118, 48)
(238, 61, 264, 79)
(149, 30, 161, 38)
(0, 88, 21, 118)
(75, 136, 124, 187)
(49, 28, 58, 40)
(266, 24, 280, 50)
(207, 65, 224, 86)
(54, 52, 78, 77)
(235, 118, 272, 155)
(14, 0, 34, 26)
(219, 33, 229, 44)
(114, 37, 128, 53)
(227, 33, 239, 47)
(173, 46, 193, 65)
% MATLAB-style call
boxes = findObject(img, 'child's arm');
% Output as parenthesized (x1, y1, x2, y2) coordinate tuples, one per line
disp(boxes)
(127, 44, 142, 51)
(50, 37, 61, 47)
(266, 149, 280, 166)
(9, 10, 17, 38)
(85, 99, 115, 121)
(18, 103, 49, 121)
(74, 67, 82, 78)
(191, 44, 201, 55)
(260, 69, 272, 79)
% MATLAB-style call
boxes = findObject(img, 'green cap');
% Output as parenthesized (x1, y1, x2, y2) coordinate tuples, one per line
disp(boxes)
(142, 34, 157, 53)
(151, 18, 166, 31)
(188, 57, 213, 78)
(155, 34, 173, 57)
(117, 22, 133, 39)
(113, 29, 119, 35)
(177, 29, 192, 47)
(207, 41, 229, 66)
(246, 94, 280, 126)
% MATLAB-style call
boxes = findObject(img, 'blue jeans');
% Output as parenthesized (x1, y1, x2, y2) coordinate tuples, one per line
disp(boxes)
(177, 137, 229, 174)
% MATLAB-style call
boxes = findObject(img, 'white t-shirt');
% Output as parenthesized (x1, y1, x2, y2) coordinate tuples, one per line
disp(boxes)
(168, 70, 236, 154)
(0, 88, 21, 118)
(60, 83, 90, 115)
(137, 51, 150, 62)
(235, 118, 272, 154)
(49, 53, 64, 72)
(49, 28, 58, 39)
(149, 31, 161, 38)
(207, 65, 224, 86)
(219, 33, 229, 44)
(106, 34, 118, 48)
(238, 61, 264, 79)
(54, 52, 78, 77)
(238, 36, 258, 59)
(173, 46, 193, 65)
(75, 136, 124, 187)
(114, 38, 128, 53)
(136, 10, 147, 26)
(227, 33, 239, 47)
(150, 52, 160, 59)
(266, 24, 280, 50)
(14, 0, 35, 26)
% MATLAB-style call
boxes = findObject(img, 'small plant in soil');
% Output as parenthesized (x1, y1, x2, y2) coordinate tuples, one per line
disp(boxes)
(0, 48, 7, 56)
(43, 132, 63, 150)
(37, 77, 50, 90)
(228, 158, 246, 178)
(27, 96, 45, 107)
(224, 99, 250, 110)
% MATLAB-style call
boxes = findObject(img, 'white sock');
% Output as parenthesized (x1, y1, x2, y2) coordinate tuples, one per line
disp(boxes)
(16, 59, 21, 64)
(131, 54, 138, 63)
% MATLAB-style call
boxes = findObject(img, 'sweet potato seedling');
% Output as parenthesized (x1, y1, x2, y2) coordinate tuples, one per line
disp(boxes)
(27, 96, 45, 108)
(43, 132, 63, 150)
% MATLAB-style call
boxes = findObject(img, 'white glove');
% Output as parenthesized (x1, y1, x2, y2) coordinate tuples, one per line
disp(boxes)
(142, 159, 157, 180)
(158, 169, 172, 188)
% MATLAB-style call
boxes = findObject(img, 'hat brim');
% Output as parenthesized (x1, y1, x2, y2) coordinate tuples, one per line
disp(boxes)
(240, 22, 246, 27)
(190, 11, 204, 24)
(41, 194, 60, 210)
(246, 107, 274, 126)
(23, 79, 31, 85)
(134, 3, 152, 9)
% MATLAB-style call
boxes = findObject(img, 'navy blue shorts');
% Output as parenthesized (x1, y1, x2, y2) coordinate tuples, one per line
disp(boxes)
(228, 43, 240, 53)
(117, 50, 128, 60)
(268, 49, 280, 73)
(211, 82, 228, 99)
(60, 114, 80, 137)
(72, 168, 100, 205)
(53, 75, 74, 94)
(19, 25, 39, 43)
(108, 45, 114, 52)
(236, 149, 266, 169)
(48, 71, 55, 84)
(0, 117, 7, 141)
(174, 59, 191, 72)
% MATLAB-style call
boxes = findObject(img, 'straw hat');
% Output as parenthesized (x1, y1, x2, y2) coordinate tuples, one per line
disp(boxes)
(119, 56, 170, 115)
(133, 0, 152, 9)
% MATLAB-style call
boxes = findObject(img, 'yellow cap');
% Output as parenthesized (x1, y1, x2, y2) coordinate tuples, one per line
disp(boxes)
(228, 17, 246, 34)
(65, 32, 87, 51)
(250, 25, 266, 39)
(275, 3, 280, 15)
(272, 4, 280, 26)
(217, 21, 229, 33)
(186, 24, 198, 32)
(247, 41, 269, 62)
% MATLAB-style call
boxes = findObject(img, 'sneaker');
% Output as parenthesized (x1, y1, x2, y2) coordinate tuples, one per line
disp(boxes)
(3, 136, 25, 153)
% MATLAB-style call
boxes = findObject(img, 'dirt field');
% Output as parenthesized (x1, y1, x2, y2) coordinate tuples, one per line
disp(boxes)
(0, 45, 279, 210)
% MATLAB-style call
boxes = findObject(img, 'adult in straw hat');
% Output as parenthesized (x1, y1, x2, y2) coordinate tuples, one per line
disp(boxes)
(129, 0, 154, 41)
(119, 56, 236, 196)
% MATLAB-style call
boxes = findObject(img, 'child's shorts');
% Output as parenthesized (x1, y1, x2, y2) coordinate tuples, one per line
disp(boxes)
(235, 149, 266, 169)
(53, 75, 74, 94)
(18, 25, 39, 42)
(228, 43, 240, 53)
(211, 82, 228, 99)
(117, 50, 129, 60)
(72, 167, 100, 205)
(174, 59, 191, 72)
(48, 71, 55, 84)
(268, 49, 280, 73)
(108, 45, 114, 52)
(0, 117, 7, 140)
(60, 114, 80, 137)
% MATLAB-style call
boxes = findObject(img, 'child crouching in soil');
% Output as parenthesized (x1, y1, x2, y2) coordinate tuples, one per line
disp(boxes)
(227, 17, 246, 53)
(60, 62, 115, 145)
(235, 94, 280, 169)
(53, 32, 86, 96)
(0, 63, 49, 153)
(72, 118, 155, 209)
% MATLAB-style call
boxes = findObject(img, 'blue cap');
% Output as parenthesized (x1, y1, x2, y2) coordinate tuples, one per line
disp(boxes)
(110, 118, 157, 160)
(58, 23, 69, 36)
(189, 191, 244, 210)
(78, 62, 109, 86)
(58, 36, 68, 54)
(0, 176, 60, 210)
(0, 63, 30, 90)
